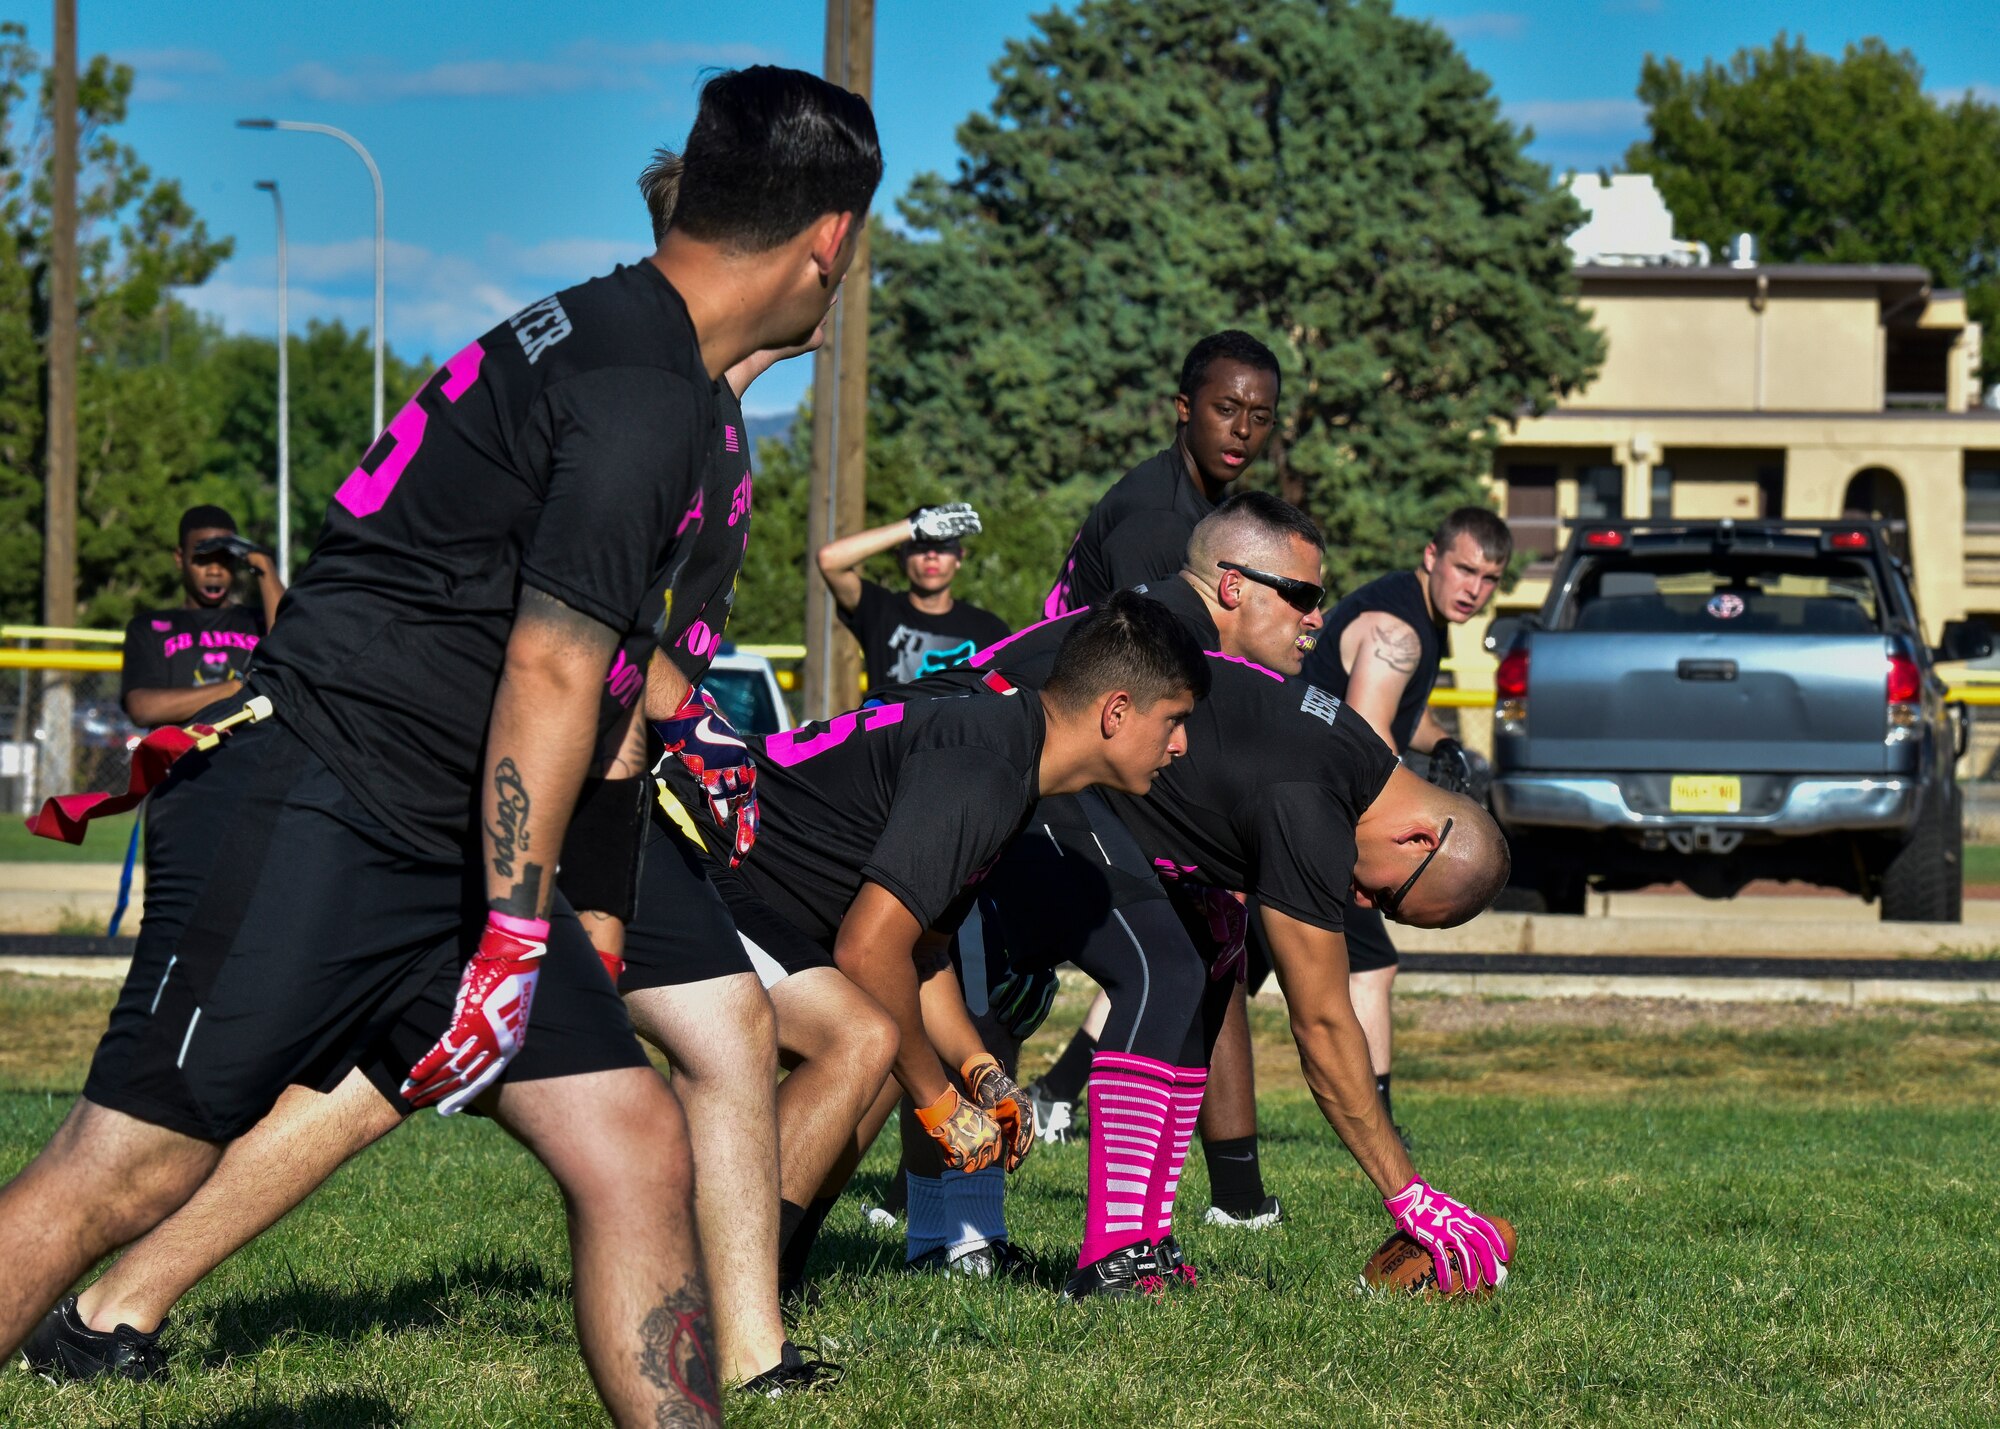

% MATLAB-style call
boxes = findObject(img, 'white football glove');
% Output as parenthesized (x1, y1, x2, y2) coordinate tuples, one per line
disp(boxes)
(910, 503, 982, 542)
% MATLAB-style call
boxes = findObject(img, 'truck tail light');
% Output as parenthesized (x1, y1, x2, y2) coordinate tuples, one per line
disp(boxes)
(1495, 648, 1529, 734)
(1886, 652, 1921, 741)
(1583, 529, 1625, 548)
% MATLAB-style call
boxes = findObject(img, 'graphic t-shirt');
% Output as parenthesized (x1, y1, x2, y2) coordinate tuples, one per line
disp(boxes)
(1300, 570, 1444, 751)
(660, 383, 755, 685)
(1043, 446, 1217, 617)
(911, 577, 1399, 933)
(713, 682, 1046, 945)
(249, 261, 715, 858)
(119, 605, 266, 715)
(837, 580, 1010, 691)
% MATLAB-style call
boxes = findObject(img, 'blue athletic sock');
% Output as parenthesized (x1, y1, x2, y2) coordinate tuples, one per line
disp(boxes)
(942, 1165, 1007, 1253)
(905, 1173, 948, 1261)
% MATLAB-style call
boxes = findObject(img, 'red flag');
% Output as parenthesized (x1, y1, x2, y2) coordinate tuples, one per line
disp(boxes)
(25, 724, 205, 845)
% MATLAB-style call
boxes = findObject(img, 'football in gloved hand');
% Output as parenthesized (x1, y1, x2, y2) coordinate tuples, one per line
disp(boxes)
(1359, 1216, 1516, 1296)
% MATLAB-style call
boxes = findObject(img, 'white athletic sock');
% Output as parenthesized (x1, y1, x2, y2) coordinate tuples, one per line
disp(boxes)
(942, 1165, 1008, 1253)
(905, 1173, 949, 1261)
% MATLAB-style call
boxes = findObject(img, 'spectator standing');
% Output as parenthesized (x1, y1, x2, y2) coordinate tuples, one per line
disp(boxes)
(119, 506, 285, 729)
(817, 504, 1010, 691)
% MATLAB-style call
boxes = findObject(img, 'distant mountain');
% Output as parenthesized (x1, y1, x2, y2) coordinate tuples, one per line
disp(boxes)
(744, 409, 798, 471)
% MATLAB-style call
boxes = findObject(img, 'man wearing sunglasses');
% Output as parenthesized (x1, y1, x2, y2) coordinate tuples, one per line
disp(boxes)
(887, 493, 1511, 1297)
(1287, 505, 1513, 1142)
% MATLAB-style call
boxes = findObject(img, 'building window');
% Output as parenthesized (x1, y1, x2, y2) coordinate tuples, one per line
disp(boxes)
(1967, 468, 2000, 530)
(1505, 465, 1558, 564)
(1577, 465, 1623, 521)
(1650, 464, 1675, 518)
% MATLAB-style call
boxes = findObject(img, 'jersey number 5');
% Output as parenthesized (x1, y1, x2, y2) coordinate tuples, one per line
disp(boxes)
(334, 340, 487, 518)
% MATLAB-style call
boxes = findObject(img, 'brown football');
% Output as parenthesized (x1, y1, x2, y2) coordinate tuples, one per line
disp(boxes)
(1359, 1215, 1516, 1296)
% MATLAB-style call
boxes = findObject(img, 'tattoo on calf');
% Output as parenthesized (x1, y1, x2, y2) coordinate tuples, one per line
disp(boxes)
(636, 1278, 719, 1428)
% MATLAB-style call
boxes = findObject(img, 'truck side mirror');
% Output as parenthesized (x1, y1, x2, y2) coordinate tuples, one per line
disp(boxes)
(1484, 616, 1522, 654)
(1935, 619, 1994, 664)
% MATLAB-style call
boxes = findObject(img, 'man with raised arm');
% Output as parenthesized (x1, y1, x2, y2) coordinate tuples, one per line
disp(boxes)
(6, 67, 879, 1427)
(818, 504, 1010, 692)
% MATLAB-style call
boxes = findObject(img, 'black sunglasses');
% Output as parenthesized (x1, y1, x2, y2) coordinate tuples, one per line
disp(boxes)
(1216, 561, 1324, 614)
(1380, 817, 1452, 918)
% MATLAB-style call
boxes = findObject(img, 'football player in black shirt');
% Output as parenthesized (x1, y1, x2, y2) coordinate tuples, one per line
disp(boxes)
(1042, 329, 1281, 618)
(120, 505, 285, 730)
(911, 494, 1511, 1297)
(657, 594, 1209, 1287)
(5, 66, 880, 1425)
(819, 505, 1012, 691)
(1287, 506, 1511, 1132)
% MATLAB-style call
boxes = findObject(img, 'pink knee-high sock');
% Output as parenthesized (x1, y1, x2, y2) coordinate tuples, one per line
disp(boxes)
(1080, 1050, 1174, 1267)
(1152, 1066, 1208, 1240)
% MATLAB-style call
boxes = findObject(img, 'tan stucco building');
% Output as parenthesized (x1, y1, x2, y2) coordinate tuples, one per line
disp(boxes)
(1460, 261, 2000, 690)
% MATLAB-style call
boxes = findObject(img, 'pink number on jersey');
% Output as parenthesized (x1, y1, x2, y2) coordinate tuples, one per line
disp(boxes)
(335, 340, 486, 517)
(761, 702, 906, 768)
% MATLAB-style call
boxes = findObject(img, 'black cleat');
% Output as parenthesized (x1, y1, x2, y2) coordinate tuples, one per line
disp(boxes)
(19, 1296, 168, 1383)
(906, 1238, 1038, 1281)
(1154, 1234, 1200, 1290)
(1062, 1242, 1167, 1301)
(737, 1340, 843, 1397)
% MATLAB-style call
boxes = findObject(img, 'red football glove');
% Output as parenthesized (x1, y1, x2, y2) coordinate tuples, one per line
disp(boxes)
(652, 688, 758, 867)
(402, 912, 546, 1115)
(1384, 1176, 1510, 1294)
(962, 1052, 1036, 1173)
(597, 949, 626, 986)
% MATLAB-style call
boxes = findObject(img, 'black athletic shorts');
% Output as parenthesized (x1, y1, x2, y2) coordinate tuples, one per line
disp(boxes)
(84, 698, 648, 1142)
(709, 865, 836, 988)
(1244, 897, 1397, 996)
(617, 804, 755, 992)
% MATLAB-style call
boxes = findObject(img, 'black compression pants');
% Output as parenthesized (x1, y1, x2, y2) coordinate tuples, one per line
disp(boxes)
(979, 790, 1232, 1068)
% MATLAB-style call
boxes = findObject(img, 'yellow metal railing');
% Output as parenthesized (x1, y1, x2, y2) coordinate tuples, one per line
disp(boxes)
(0, 624, 124, 644)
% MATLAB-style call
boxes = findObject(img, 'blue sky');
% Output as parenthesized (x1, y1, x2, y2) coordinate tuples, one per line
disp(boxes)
(18, 2, 1999, 415)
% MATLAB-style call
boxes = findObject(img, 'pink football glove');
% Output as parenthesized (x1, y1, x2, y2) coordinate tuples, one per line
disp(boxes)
(652, 687, 759, 867)
(1192, 884, 1249, 984)
(402, 912, 545, 1115)
(1384, 1177, 1510, 1293)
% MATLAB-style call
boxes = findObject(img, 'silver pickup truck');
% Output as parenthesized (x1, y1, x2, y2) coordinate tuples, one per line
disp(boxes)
(1487, 520, 1990, 922)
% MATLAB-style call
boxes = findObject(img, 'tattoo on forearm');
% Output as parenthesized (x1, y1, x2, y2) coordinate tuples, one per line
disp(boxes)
(636, 1278, 719, 1428)
(1370, 622, 1421, 674)
(491, 864, 544, 918)
(489, 758, 531, 879)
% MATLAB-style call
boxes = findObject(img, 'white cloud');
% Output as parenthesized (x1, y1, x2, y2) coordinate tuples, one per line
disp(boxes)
(176, 232, 644, 360)
(115, 47, 226, 75)
(1932, 82, 2000, 107)
(1436, 12, 1527, 41)
(1507, 98, 1647, 135)
(259, 38, 783, 106)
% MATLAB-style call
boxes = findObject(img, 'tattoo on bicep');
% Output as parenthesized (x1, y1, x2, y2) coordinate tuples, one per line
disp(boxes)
(636, 1277, 719, 1428)
(488, 757, 532, 879)
(1369, 621, 1421, 674)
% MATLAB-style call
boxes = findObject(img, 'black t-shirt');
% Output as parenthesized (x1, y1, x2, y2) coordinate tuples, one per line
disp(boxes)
(660, 383, 755, 684)
(1043, 446, 1215, 617)
(908, 577, 1399, 933)
(838, 580, 1011, 691)
(1300, 570, 1444, 751)
(120, 605, 266, 712)
(250, 262, 715, 857)
(720, 682, 1046, 945)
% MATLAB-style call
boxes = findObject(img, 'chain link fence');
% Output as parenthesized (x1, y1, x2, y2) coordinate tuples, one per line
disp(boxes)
(1, 662, 139, 819)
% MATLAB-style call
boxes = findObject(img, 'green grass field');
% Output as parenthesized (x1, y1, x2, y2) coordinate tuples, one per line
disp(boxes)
(2, 976, 1997, 1427)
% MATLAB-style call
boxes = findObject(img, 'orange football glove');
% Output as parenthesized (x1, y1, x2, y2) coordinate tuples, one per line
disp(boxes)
(962, 1052, 1036, 1172)
(915, 1085, 1002, 1173)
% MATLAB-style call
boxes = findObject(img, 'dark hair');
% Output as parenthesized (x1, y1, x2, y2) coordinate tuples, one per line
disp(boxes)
(638, 148, 683, 244)
(1044, 590, 1211, 713)
(1206, 491, 1324, 552)
(179, 505, 236, 543)
(670, 66, 882, 253)
(1178, 330, 1281, 400)
(1431, 506, 1513, 565)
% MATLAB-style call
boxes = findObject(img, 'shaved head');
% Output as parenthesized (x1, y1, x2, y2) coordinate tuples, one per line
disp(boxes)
(1354, 771, 1511, 929)
(1184, 490, 1323, 578)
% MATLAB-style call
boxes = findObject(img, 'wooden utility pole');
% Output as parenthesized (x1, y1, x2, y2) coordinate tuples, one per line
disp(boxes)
(45, 0, 77, 635)
(40, 0, 79, 796)
(803, 0, 873, 720)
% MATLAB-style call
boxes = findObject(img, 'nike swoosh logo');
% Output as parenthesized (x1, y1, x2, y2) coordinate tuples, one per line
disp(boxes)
(1214, 1153, 1256, 1162)
(694, 716, 746, 751)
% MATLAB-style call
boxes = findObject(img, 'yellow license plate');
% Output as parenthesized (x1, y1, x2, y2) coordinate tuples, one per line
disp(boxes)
(1670, 775, 1741, 814)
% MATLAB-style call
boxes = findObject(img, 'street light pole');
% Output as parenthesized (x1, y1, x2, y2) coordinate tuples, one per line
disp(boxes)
(237, 117, 385, 437)
(255, 181, 291, 582)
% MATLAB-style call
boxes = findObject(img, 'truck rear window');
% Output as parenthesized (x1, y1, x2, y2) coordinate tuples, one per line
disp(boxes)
(1563, 556, 1881, 635)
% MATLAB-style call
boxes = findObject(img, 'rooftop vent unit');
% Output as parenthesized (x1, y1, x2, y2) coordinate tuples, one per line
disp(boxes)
(1564, 173, 1709, 268)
